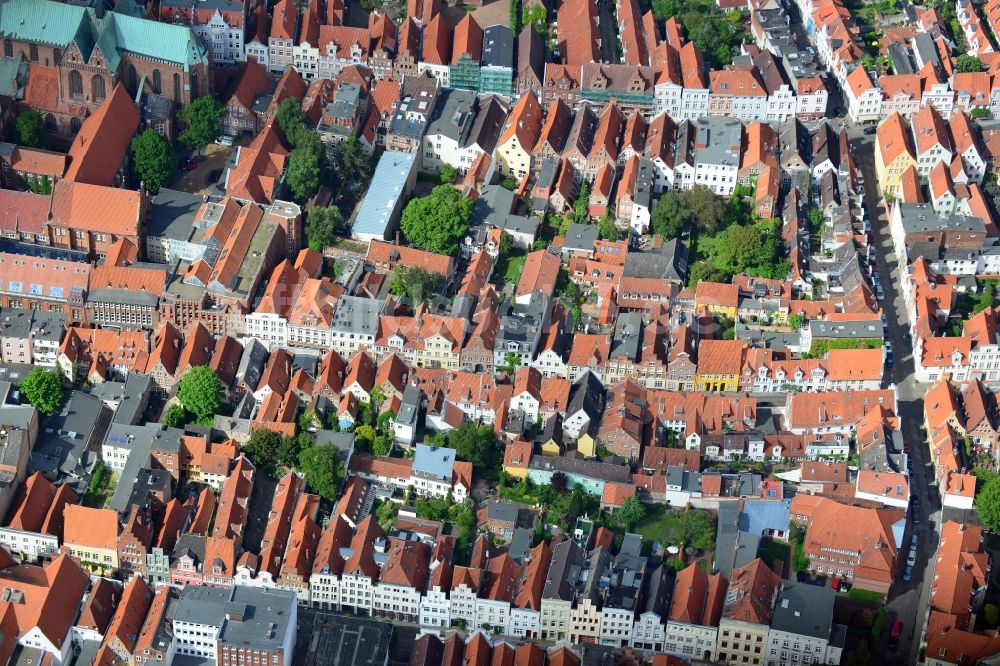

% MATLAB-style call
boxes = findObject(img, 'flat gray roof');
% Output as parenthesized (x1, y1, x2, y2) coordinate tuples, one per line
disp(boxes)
(303, 613, 393, 666)
(412, 443, 456, 481)
(351, 151, 416, 239)
(771, 582, 836, 640)
(147, 188, 206, 242)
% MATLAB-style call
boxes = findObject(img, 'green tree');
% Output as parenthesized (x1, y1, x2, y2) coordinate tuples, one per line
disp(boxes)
(287, 132, 324, 203)
(277, 434, 304, 469)
(787, 314, 803, 330)
(130, 129, 177, 195)
(336, 136, 369, 183)
(440, 164, 457, 185)
(500, 176, 518, 190)
(615, 496, 647, 530)
(178, 96, 226, 151)
(573, 181, 591, 223)
(376, 410, 394, 435)
(598, 212, 618, 240)
(957, 54, 985, 72)
(18, 367, 62, 416)
(976, 476, 1000, 531)
(497, 351, 521, 374)
(509, 0, 521, 34)
(521, 7, 547, 36)
(242, 428, 282, 469)
(13, 110, 45, 148)
(400, 185, 474, 254)
(372, 435, 392, 456)
(985, 604, 1000, 627)
(298, 444, 345, 500)
(355, 424, 376, 450)
(681, 185, 727, 234)
(651, 193, 690, 240)
(304, 205, 344, 252)
(275, 97, 307, 145)
(388, 266, 444, 303)
(972, 107, 991, 119)
(163, 404, 188, 428)
(449, 422, 500, 479)
(177, 366, 222, 421)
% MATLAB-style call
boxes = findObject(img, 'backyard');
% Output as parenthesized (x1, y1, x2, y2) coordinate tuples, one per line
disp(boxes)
(632, 504, 716, 557)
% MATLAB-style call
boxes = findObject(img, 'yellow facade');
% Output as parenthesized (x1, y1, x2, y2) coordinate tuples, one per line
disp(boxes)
(503, 463, 528, 479)
(541, 438, 562, 457)
(695, 372, 740, 392)
(67, 544, 118, 572)
(697, 302, 737, 320)
(413, 334, 461, 369)
(496, 136, 531, 181)
(577, 433, 597, 458)
(875, 145, 916, 198)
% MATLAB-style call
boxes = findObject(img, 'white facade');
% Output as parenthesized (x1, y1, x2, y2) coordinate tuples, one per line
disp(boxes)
(631, 612, 668, 653)
(766, 627, 842, 666)
(419, 584, 451, 629)
(193, 10, 244, 64)
(245, 38, 268, 68)
(0, 527, 58, 562)
(174, 617, 218, 660)
(532, 348, 569, 379)
(599, 607, 636, 647)
(694, 160, 738, 195)
(664, 621, 719, 662)
(244, 312, 289, 349)
(509, 607, 541, 639)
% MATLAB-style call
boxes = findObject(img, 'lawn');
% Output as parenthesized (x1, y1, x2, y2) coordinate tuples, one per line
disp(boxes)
(82, 463, 116, 508)
(493, 249, 527, 288)
(633, 504, 716, 552)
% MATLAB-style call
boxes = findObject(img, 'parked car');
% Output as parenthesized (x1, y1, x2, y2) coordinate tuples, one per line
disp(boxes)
(864, 126, 877, 135)
(876, 285, 885, 301)
(911, 535, 918, 548)
(181, 159, 198, 172)
(907, 549, 917, 567)
(215, 134, 234, 147)
(902, 566, 912, 582)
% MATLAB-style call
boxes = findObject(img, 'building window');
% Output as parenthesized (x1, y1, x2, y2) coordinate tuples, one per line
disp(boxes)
(173, 73, 181, 101)
(3, 41, 10, 58)
(44, 114, 57, 133)
(153, 69, 161, 95)
(69, 70, 83, 98)
(29, 44, 37, 62)
(92, 75, 106, 102)
(70, 117, 81, 134)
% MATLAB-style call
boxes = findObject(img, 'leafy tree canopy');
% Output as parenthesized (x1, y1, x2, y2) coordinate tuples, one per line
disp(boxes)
(178, 96, 226, 151)
(13, 110, 45, 148)
(242, 428, 282, 469)
(957, 55, 985, 72)
(400, 185, 474, 254)
(19, 367, 62, 416)
(304, 205, 344, 252)
(177, 366, 222, 420)
(298, 444, 345, 500)
(388, 266, 444, 303)
(131, 128, 177, 195)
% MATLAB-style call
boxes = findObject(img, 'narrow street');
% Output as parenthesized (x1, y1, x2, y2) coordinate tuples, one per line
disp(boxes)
(850, 131, 939, 665)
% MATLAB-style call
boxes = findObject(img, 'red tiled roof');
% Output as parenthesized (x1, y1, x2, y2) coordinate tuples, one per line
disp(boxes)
(64, 83, 139, 187)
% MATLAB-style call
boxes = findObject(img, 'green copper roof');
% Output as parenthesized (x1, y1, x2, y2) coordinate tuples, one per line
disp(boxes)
(0, 0, 209, 71)
(0, 56, 27, 99)
(0, 0, 88, 47)
(109, 13, 209, 70)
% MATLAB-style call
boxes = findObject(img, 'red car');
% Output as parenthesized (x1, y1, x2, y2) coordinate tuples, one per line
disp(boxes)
(891, 620, 902, 638)
(181, 159, 198, 172)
